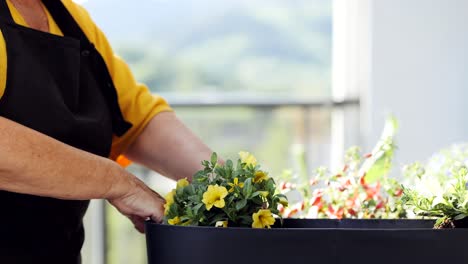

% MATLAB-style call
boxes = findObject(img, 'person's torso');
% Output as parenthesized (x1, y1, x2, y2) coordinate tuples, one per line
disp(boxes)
(0, 0, 130, 262)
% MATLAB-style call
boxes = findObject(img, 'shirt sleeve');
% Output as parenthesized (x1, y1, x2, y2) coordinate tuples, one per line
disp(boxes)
(0, 29, 6, 100)
(63, 1, 173, 160)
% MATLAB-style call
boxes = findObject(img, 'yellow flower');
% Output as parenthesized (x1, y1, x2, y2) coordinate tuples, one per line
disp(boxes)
(215, 221, 228, 228)
(252, 209, 276, 228)
(176, 178, 189, 189)
(253, 171, 269, 183)
(164, 189, 176, 215)
(227, 177, 244, 192)
(168, 216, 181, 225)
(202, 185, 229, 211)
(239, 151, 257, 166)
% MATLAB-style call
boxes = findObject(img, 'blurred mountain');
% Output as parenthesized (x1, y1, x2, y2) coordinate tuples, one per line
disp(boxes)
(81, 0, 332, 96)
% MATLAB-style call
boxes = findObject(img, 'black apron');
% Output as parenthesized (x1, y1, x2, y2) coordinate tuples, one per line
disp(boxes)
(0, 0, 132, 263)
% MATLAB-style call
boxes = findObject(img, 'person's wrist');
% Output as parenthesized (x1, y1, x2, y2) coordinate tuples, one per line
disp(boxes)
(102, 159, 138, 200)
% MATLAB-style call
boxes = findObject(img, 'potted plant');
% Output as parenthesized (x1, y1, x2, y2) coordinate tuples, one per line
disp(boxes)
(161, 151, 286, 228)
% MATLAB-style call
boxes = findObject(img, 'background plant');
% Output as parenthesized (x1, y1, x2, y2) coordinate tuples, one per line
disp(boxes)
(278, 117, 406, 219)
(402, 144, 468, 227)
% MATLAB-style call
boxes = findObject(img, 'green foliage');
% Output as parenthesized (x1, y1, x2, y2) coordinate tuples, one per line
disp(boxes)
(402, 145, 468, 224)
(360, 116, 398, 183)
(163, 152, 286, 228)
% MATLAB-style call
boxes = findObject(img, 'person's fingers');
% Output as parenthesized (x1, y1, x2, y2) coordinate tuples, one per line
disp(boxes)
(108, 180, 166, 228)
(129, 215, 146, 233)
(149, 193, 165, 223)
(150, 207, 164, 223)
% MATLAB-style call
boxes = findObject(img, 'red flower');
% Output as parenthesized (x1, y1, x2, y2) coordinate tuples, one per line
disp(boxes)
(345, 196, 357, 208)
(347, 208, 357, 217)
(310, 190, 324, 210)
(327, 206, 344, 219)
(310, 196, 323, 209)
(344, 179, 352, 187)
(287, 208, 299, 218)
(309, 178, 318, 186)
(280, 182, 287, 190)
(394, 189, 403, 197)
(336, 208, 344, 219)
(343, 164, 349, 173)
(365, 182, 381, 200)
(376, 201, 385, 210)
(359, 174, 367, 186)
(278, 204, 285, 214)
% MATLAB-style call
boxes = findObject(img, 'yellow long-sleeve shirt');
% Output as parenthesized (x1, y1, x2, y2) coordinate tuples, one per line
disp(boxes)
(0, 0, 172, 160)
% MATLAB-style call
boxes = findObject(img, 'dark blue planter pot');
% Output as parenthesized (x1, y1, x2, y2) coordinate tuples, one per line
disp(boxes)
(145, 219, 468, 264)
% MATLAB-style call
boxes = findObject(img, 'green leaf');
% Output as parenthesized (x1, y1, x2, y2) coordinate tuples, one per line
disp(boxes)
(274, 194, 288, 200)
(265, 178, 275, 191)
(214, 167, 225, 177)
(176, 187, 184, 197)
(211, 152, 218, 166)
(238, 215, 253, 225)
(251, 191, 263, 198)
(193, 203, 204, 214)
(364, 155, 389, 183)
(359, 116, 398, 183)
(243, 178, 253, 198)
(236, 199, 248, 211)
(454, 214, 467, 221)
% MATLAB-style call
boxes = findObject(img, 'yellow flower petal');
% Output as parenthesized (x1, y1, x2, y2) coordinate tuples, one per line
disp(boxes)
(252, 209, 276, 228)
(215, 221, 228, 228)
(253, 171, 269, 183)
(176, 178, 189, 189)
(228, 178, 244, 193)
(168, 216, 181, 225)
(202, 185, 229, 211)
(163, 189, 176, 215)
(214, 199, 225, 209)
(239, 151, 257, 166)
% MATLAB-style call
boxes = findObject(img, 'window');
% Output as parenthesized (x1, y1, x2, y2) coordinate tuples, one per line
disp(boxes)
(78, 0, 360, 263)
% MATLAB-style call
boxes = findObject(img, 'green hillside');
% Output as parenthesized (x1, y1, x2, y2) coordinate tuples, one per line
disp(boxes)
(83, 0, 332, 97)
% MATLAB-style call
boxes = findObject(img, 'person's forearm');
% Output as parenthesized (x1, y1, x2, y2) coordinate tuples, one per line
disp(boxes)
(125, 112, 214, 181)
(0, 117, 135, 200)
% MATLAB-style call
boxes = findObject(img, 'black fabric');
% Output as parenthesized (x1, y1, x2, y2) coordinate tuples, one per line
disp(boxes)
(0, 0, 13, 23)
(0, 0, 131, 262)
(42, 0, 133, 136)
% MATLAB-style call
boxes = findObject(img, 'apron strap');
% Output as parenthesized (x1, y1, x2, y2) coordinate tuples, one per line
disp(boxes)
(42, 0, 132, 136)
(41, 0, 87, 41)
(0, 0, 15, 24)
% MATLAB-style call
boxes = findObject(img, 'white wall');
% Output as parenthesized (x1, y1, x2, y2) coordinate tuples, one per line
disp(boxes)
(365, 0, 468, 166)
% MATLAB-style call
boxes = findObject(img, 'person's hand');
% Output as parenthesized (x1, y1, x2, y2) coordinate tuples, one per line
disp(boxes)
(108, 177, 165, 233)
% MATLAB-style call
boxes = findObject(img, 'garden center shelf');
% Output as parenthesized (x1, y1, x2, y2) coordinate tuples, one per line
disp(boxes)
(145, 219, 468, 264)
